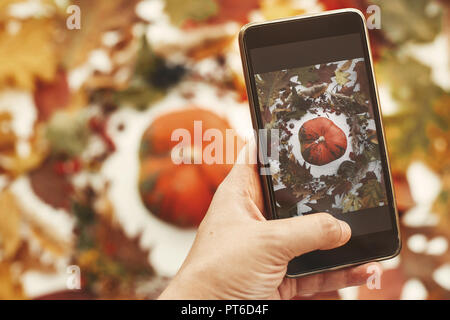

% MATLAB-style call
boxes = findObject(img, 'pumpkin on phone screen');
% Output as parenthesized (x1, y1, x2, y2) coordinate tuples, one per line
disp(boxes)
(139, 108, 243, 228)
(299, 117, 347, 166)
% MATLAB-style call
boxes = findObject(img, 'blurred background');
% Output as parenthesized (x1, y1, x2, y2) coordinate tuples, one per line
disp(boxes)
(0, 0, 448, 300)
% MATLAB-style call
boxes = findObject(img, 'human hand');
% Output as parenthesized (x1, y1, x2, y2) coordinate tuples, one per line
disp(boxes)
(159, 143, 381, 300)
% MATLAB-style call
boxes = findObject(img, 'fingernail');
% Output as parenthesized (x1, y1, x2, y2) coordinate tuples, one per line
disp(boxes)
(338, 220, 351, 243)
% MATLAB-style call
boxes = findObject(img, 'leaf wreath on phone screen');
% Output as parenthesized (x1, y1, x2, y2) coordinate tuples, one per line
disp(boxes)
(255, 59, 388, 216)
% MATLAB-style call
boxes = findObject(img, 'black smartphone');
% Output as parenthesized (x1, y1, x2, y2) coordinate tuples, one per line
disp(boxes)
(239, 9, 401, 277)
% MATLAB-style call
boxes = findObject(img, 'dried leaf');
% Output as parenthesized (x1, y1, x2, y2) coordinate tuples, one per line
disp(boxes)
(342, 193, 362, 213)
(45, 110, 89, 157)
(296, 66, 320, 86)
(379, 55, 445, 173)
(261, 0, 305, 21)
(34, 69, 70, 121)
(0, 18, 58, 89)
(0, 263, 26, 299)
(0, 125, 48, 176)
(357, 174, 387, 208)
(204, 0, 260, 25)
(335, 68, 351, 86)
(73, 199, 155, 298)
(0, 112, 16, 152)
(165, 0, 219, 26)
(62, 0, 142, 69)
(0, 191, 21, 260)
(371, 0, 442, 44)
(29, 158, 74, 211)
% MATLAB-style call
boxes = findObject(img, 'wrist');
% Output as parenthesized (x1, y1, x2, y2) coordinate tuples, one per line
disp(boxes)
(158, 264, 220, 300)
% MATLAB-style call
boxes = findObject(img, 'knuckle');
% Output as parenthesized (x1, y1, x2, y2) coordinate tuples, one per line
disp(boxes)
(263, 222, 289, 251)
(263, 222, 282, 244)
(316, 213, 341, 243)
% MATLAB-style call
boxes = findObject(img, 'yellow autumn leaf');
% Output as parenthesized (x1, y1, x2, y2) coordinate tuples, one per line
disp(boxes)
(0, 262, 26, 299)
(0, 190, 22, 260)
(0, 0, 22, 20)
(0, 18, 58, 90)
(0, 0, 60, 21)
(0, 124, 49, 176)
(432, 170, 450, 227)
(424, 95, 450, 174)
(0, 112, 16, 151)
(335, 69, 351, 86)
(261, 0, 305, 20)
(339, 60, 352, 71)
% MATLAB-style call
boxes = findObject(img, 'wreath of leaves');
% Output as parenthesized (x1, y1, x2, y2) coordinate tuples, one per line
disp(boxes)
(255, 60, 388, 217)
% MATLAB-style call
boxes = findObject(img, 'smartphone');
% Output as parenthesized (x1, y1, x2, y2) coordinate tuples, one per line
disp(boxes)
(239, 9, 401, 277)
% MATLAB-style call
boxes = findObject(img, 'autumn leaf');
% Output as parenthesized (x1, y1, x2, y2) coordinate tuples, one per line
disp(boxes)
(34, 69, 70, 121)
(392, 173, 415, 212)
(335, 68, 351, 86)
(0, 191, 21, 260)
(425, 95, 450, 174)
(296, 66, 320, 86)
(165, 0, 219, 26)
(261, 0, 305, 20)
(204, 0, 260, 25)
(72, 200, 156, 298)
(111, 38, 186, 110)
(371, 0, 442, 44)
(317, 63, 338, 83)
(29, 158, 74, 210)
(342, 193, 362, 213)
(299, 83, 328, 99)
(319, 0, 368, 11)
(62, 0, 142, 69)
(354, 60, 369, 98)
(0, 18, 58, 90)
(308, 195, 337, 214)
(0, 112, 16, 152)
(378, 55, 445, 173)
(0, 0, 61, 23)
(45, 109, 89, 157)
(0, 263, 26, 299)
(332, 180, 352, 196)
(255, 69, 298, 114)
(433, 172, 450, 226)
(357, 176, 387, 208)
(0, 124, 48, 176)
(339, 60, 352, 71)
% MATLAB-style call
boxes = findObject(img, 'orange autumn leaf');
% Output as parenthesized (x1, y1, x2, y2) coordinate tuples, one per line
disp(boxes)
(34, 69, 70, 121)
(0, 190, 21, 260)
(0, 18, 58, 90)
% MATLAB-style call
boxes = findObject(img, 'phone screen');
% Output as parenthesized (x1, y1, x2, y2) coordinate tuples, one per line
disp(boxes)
(251, 33, 392, 237)
(241, 11, 400, 275)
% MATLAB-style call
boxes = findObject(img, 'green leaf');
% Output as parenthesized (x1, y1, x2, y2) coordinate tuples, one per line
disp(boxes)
(295, 66, 319, 85)
(113, 37, 185, 110)
(342, 194, 362, 213)
(377, 54, 446, 169)
(357, 175, 387, 208)
(46, 110, 89, 157)
(164, 0, 219, 26)
(335, 68, 350, 86)
(372, 0, 442, 44)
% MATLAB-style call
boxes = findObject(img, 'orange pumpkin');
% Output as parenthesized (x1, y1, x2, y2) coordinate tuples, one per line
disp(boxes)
(299, 117, 347, 166)
(139, 108, 243, 228)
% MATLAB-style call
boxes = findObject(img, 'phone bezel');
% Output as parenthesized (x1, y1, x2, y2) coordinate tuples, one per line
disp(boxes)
(239, 9, 401, 278)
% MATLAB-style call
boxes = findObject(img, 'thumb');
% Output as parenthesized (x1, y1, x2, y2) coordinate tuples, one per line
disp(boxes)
(266, 212, 351, 260)
(221, 139, 264, 212)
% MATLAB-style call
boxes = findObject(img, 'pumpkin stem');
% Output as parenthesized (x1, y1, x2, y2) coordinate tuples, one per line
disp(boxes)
(317, 136, 325, 143)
